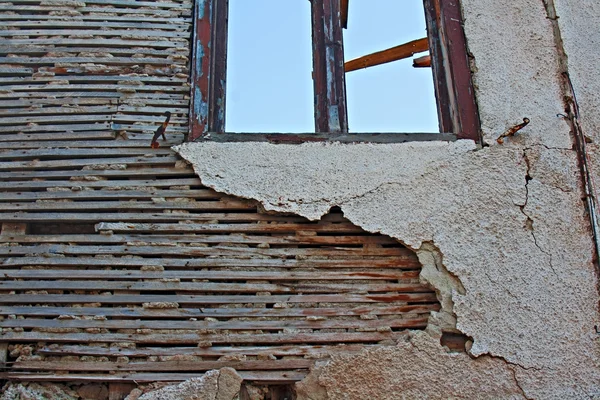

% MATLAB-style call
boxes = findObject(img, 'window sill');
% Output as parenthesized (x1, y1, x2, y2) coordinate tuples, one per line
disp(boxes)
(195, 132, 458, 144)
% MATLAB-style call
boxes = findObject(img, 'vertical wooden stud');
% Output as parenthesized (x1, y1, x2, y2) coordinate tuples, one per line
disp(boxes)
(311, 0, 348, 133)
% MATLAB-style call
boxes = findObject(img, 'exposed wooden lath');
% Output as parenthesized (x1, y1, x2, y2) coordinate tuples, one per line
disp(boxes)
(0, 0, 441, 386)
(0, 0, 192, 140)
(0, 140, 439, 383)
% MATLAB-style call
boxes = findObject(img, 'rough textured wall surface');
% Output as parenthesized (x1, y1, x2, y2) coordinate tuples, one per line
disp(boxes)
(175, 1, 600, 398)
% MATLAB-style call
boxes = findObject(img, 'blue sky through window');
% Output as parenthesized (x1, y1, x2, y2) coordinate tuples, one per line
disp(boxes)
(225, 1, 438, 133)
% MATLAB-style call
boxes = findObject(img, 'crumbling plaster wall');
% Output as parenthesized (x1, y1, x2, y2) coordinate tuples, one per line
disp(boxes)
(175, 0, 600, 398)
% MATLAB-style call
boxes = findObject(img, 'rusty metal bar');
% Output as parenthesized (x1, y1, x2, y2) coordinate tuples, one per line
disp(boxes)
(311, 0, 348, 133)
(423, 0, 480, 142)
(189, 0, 228, 141)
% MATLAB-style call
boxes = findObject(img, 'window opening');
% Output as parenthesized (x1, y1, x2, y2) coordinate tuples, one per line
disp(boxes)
(343, 0, 439, 133)
(225, 0, 314, 133)
(189, 0, 480, 142)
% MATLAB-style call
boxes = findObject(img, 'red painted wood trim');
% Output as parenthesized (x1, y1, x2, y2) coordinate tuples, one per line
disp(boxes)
(423, 0, 481, 142)
(189, 0, 228, 141)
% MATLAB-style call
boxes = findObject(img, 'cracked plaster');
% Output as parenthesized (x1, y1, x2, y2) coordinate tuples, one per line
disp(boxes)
(174, 1, 600, 397)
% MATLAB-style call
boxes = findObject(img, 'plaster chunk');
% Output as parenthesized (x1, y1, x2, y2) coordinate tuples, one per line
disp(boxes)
(133, 368, 242, 400)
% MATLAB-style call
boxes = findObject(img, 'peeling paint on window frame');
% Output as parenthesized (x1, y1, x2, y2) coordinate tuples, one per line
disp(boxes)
(189, 0, 481, 143)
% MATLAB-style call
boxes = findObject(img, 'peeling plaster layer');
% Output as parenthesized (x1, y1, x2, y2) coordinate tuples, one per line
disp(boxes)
(460, 0, 572, 149)
(176, 140, 600, 398)
(295, 332, 526, 400)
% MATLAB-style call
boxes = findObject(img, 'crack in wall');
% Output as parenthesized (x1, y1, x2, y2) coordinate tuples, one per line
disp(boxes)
(519, 149, 560, 278)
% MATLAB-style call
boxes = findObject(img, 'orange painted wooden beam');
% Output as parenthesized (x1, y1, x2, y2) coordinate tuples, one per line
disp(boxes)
(344, 37, 429, 72)
(413, 54, 431, 68)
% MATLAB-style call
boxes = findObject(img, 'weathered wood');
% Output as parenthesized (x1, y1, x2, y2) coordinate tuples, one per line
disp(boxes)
(0, 293, 436, 305)
(0, 200, 254, 212)
(11, 359, 315, 372)
(0, 243, 413, 257)
(0, 189, 223, 202)
(0, 305, 436, 319)
(38, 343, 376, 358)
(198, 132, 457, 144)
(344, 38, 429, 72)
(0, 330, 405, 345)
(0, 155, 179, 171)
(1, 213, 337, 223)
(5, 0, 191, 9)
(1, 223, 27, 235)
(0, 343, 7, 369)
(0, 140, 184, 150)
(95, 221, 367, 233)
(0, 131, 116, 142)
(0, 280, 423, 294)
(1, 256, 414, 269)
(1, 316, 428, 330)
(0, 371, 307, 384)
(0, 232, 396, 246)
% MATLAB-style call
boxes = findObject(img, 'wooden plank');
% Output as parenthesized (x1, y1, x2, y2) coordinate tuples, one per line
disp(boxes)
(0, 212, 336, 223)
(0, 200, 254, 212)
(0, 244, 413, 258)
(344, 38, 429, 72)
(0, 270, 418, 282)
(0, 330, 405, 345)
(0, 123, 112, 133)
(0, 371, 307, 384)
(0, 45, 186, 57)
(0, 29, 189, 38)
(0, 14, 192, 24)
(0, 6, 191, 17)
(1, 222, 27, 235)
(11, 360, 315, 372)
(0, 132, 116, 143)
(0, 293, 437, 305)
(0, 343, 6, 369)
(94, 221, 367, 233)
(0, 233, 396, 246)
(0, 190, 222, 202)
(0, 140, 185, 150)
(199, 132, 457, 144)
(0, 147, 173, 160)
(0, 155, 179, 171)
(0, 316, 428, 330)
(1, 256, 412, 269)
(0, 305, 436, 319)
(0, 106, 119, 117)
(0, 280, 424, 294)
(1, 21, 190, 30)
(6, 0, 191, 9)
(0, 85, 189, 95)
(38, 343, 376, 358)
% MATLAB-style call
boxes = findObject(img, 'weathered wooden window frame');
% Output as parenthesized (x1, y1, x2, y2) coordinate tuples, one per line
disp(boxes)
(189, 0, 480, 143)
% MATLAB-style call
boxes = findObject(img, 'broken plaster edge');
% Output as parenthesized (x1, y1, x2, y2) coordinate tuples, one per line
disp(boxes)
(173, 140, 481, 350)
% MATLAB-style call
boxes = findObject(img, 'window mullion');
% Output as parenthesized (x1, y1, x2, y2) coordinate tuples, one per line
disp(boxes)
(190, 0, 228, 141)
(311, 0, 348, 133)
